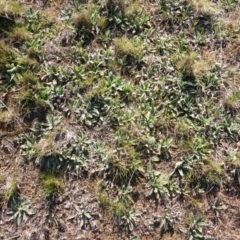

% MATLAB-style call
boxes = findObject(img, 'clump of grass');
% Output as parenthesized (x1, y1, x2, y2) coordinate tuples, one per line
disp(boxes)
(189, 0, 219, 15)
(40, 174, 63, 201)
(16, 85, 51, 120)
(174, 117, 195, 141)
(174, 54, 197, 78)
(114, 37, 142, 59)
(110, 201, 128, 220)
(0, 109, 17, 131)
(72, 8, 95, 44)
(223, 90, 240, 115)
(20, 57, 39, 70)
(96, 16, 108, 30)
(22, 71, 38, 86)
(187, 160, 224, 191)
(125, 1, 140, 17)
(0, 40, 14, 71)
(73, 9, 92, 29)
(106, 157, 132, 185)
(106, 0, 126, 15)
(97, 193, 129, 227)
(8, 27, 31, 44)
(5, 178, 19, 204)
(191, 60, 211, 79)
(0, 1, 23, 18)
(97, 193, 111, 210)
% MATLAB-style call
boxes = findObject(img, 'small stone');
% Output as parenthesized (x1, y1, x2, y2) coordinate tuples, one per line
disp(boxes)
(64, 202, 71, 210)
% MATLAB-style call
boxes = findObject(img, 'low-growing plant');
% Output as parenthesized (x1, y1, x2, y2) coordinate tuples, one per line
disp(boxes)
(110, 200, 140, 232)
(170, 159, 192, 178)
(20, 134, 41, 162)
(188, 0, 219, 15)
(114, 37, 142, 65)
(158, 0, 191, 27)
(115, 185, 133, 205)
(105, 0, 126, 16)
(209, 197, 227, 220)
(7, 198, 34, 226)
(159, 213, 174, 237)
(0, 40, 15, 72)
(223, 90, 240, 116)
(40, 174, 63, 202)
(182, 213, 213, 240)
(73, 9, 92, 29)
(5, 178, 19, 204)
(68, 203, 92, 230)
(24, 7, 41, 33)
(7, 27, 31, 44)
(145, 170, 168, 202)
(121, 208, 141, 232)
(0, 108, 18, 131)
(187, 159, 224, 191)
(0, 0, 23, 18)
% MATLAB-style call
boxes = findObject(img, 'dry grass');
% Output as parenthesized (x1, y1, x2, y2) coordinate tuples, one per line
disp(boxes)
(189, 0, 220, 15)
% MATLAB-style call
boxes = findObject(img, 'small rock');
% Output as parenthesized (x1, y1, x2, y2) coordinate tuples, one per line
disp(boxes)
(64, 202, 71, 210)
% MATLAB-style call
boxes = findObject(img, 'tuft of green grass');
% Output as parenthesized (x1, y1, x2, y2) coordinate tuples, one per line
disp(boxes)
(21, 71, 38, 87)
(40, 174, 63, 201)
(0, 1, 23, 18)
(97, 193, 111, 210)
(187, 159, 225, 191)
(223, 90, 240, 115)
(96, 16, 108, 30)
(0, 40, 15, 71)
(114, 37, 142, 60)
(125, 1, 140, 17)
(7, 27, 31, 43)
(110, 201, 129, 223)
(73, 9, 92, 29)
(174, 53, 197, 78)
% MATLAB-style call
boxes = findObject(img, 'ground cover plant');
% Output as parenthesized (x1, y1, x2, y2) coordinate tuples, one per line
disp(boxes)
(0, 0, 240, 239)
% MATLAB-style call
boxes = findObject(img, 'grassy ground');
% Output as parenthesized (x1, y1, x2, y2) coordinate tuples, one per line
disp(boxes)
(0, 0, 240, 239)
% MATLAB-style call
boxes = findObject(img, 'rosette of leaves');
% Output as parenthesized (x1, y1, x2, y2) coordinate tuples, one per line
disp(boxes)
(7, 198, 34, 225)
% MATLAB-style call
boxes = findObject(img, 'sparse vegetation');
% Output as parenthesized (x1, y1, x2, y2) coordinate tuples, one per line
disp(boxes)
(1, 0, 240, 239)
